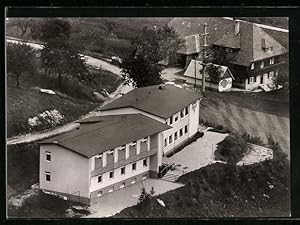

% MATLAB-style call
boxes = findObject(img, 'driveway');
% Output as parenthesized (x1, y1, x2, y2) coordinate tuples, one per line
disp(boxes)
(163, 130, 228, 174)
(85, 178, 184, 218)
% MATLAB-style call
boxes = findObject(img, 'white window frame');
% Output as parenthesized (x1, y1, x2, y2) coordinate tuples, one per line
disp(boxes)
(251, 63, 255, 70)
(95, 153, 102, 159)
(130, 141, 137, 149)
(269, 58, 275, 65)
(108, 187, 114, 193)
(97, 191, 103, 197)
(132, 162, 137, 171)
(108, 150, 114, 155)
(45, 151, 51, 162)
(179, 128, 183, 137)
(97, 175, 102, 183)
(143, 158, 148, 167)
(121, 166, 126, 175)
(184, 125, 188, 134)
(249, 77, 254, 84)
(119, 145, 126, 151)
(141, 137, 148, 143)
(169, 135, 173, 144)
(109, 171, 114, 179)
(45, 171, 51, 182)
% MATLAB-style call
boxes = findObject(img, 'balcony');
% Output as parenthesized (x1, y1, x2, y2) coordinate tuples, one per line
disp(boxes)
(91, 148, 158, 177)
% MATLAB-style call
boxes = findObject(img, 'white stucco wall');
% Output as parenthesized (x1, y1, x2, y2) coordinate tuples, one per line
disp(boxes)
(245, 72, 276, 90)
(39, 145, 90, 198)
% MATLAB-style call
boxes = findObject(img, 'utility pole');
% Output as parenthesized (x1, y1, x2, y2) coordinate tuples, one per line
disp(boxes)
(201, 23, 210, 93)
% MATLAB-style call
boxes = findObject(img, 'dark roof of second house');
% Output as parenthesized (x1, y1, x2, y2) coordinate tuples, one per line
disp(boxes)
(100, 84, 202, 119)
(40, 114, 171, 158)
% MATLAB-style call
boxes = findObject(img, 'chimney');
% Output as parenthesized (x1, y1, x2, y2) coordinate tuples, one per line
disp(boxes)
(234, 19, 240, 35)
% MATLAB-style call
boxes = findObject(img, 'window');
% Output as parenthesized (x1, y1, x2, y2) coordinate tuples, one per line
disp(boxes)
(109, 171, 114, 179)
(108, 150, 114, 155)
(142, 174, 147, 180)
(184, 125, 188, 134)
(121, 167, 126, 175)
(169, 116, 173, 125)
(269, 71, 274, 78)
(179, 128, 183, 137)
(108, 187, 114, 193)
(174, 131, 178, 140)
(45, 171, 51, 182)
(275, 70, 279, 77)
(260, 61, 264, 69)
(143, 158, 148, 167)
(180, 109, 185, 118)
(132, 162, 136, 171)
(270, 57, 275, 65)
(169, 135, 173, 144)
(97, 191, 102, 197)
(141, 137, 148, 143)
(174, 113, 179, 122)
(120, 182, 125, 189)
(250, 63, 255, 70)
(119, 145, 126, 150)
(164, 138, 168, 147)
(185, 107, 189, 115)
(249, 77, 255, 84)
(131, 178, 136, 184)
(95, 153, 102, 159)
(97, 175, 102, 183)
(46, 151, 51, 162)
(129, 141, 136, 147)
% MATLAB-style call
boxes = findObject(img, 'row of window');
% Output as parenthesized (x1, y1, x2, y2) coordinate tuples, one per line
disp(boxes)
(164, 125, 188, 148)
(250, 57, 275, 70)
(248, 70, 277, 84)
(97, 174, 147, 197)
(97, 158, 148, 183)
(166, 107, 189, 126)
(95, 137, 148, 159)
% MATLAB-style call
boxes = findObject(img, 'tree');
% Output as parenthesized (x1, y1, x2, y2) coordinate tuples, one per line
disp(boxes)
(7, 42, 37, 87)
(38, 18, 91, 89)
(121, 25, 183, 87)
(7, 18, 33, 37)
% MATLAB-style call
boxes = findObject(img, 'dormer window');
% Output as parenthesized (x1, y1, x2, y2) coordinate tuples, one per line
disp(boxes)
(119, 145, 126, 150)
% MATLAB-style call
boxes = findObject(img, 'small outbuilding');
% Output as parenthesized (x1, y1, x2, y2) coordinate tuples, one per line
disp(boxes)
(183, 60, 235, 92)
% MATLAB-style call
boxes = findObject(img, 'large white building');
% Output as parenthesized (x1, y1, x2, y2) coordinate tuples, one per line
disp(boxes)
(39, 84, 202, 204)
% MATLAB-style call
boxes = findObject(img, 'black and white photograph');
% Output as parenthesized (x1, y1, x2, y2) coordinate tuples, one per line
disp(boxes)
(5, 13, 290, 218)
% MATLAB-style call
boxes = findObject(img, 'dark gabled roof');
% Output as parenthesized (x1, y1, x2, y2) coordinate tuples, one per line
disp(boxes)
(40, 114, 171, 158)
(169, 17, 287, 67)
(100, 84, 202, 119)
(213, 33, 241, 49)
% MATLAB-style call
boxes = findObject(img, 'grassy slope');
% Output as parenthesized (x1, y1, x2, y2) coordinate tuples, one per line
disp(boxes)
(200, 90, 290, 156)
(7, 68, 122, 137)
(114, 159, 290, 218)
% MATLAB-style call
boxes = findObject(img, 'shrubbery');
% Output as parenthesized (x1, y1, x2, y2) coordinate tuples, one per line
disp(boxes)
(214, 132, 250, 164)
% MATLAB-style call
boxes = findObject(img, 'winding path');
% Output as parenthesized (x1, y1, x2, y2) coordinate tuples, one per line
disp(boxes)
(6, 38, 133, 145)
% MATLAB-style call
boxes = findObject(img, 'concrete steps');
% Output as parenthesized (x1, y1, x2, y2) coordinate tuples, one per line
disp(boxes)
(161, 171, 181, 182)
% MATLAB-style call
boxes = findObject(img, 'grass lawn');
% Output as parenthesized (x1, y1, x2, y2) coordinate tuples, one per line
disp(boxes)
(7, 68, 122, 137)
(200, 90, 290, 157)
(114, 159, 290, 218)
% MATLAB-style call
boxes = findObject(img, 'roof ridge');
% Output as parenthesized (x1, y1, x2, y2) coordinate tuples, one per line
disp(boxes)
(55, 114, 134, 143)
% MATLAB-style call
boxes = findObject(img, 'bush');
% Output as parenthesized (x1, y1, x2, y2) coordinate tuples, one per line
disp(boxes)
(215, 132, 250, 164)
